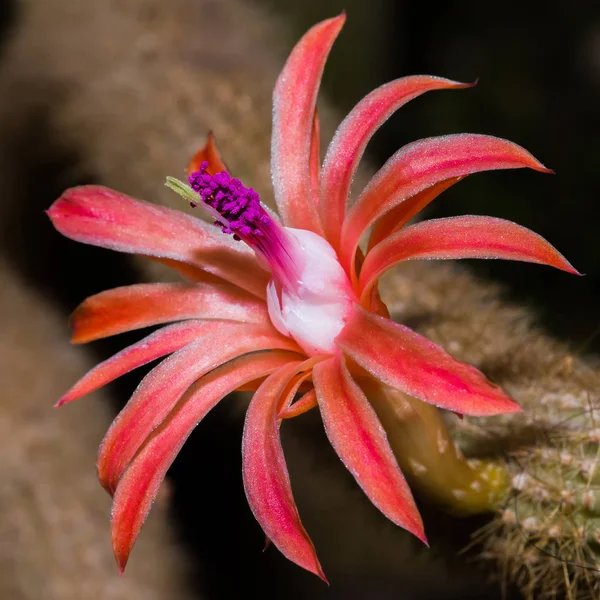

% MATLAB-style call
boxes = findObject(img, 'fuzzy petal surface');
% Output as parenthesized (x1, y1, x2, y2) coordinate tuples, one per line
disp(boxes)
(47, 186, 268, 297)
(279, 389, 318, 419)
(111, 351, 295, 572)
(336, 306, 522, 416)
(320, 76, 471, 249)
(309, 109, 321, 213)
(57, 320, 212, 406)
(367, 177, 463, 249)
(340, 134, 551, 272)
(360, 215, 579, 298)
(271, 15, 345, 233)
(242, 362, 325, 580)
(71, 282, 271, 343)
(313, 356, 425, 542)
(98, 323, 302, 494)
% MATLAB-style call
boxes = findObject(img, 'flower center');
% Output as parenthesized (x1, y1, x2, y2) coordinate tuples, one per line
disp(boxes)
(267, 228, 357, 356)
(186, 163, 356, 356)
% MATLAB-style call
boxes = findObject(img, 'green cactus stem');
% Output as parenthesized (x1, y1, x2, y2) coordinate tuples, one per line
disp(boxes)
(361, 379, 510, 514)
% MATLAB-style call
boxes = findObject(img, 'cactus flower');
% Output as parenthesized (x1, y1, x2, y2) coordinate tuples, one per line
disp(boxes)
(47, 14, 578, 581)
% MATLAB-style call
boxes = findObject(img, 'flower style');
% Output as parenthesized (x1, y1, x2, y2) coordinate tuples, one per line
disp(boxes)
(47, 14, 577, 581)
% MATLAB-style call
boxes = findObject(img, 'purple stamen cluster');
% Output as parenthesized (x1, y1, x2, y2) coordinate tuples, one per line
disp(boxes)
(188, 161, 271, 240)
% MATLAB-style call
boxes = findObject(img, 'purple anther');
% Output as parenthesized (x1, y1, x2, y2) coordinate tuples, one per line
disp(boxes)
(188, 162, 272, 241)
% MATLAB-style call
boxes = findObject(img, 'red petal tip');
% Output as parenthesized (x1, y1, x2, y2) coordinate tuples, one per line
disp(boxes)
(117, 556, 127, 576)
(502, 402, 524, 414)
(406, 519, 428, 546)
(555, 257, 581, 276)
(452, 78, 478, 89)
(115, 542, 130, 575)
(316, 565, 329, 585)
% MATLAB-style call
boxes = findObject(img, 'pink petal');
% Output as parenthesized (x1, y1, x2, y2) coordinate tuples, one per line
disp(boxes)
(149, 257, 226, 284)
(367, 177, 463, 249)
(47, 186, 269, 297)
(340, 133, 552, 273)
(187, 131, 228, 176)
(279, 389, 317, 419)
(57, 320, 212, 407)
(98, 323, 302, 494)
(360, 215, 579, 298)
(312, 356, 425, 542)
(112, 351, 294, 572)
(336, 306, 523, 416)
(271, 14, 345, 233)
(320, 76, 472, 249)
(242, 362, 325, 581)
(309, 109, 321, 213)
(70, 282, 270, 343)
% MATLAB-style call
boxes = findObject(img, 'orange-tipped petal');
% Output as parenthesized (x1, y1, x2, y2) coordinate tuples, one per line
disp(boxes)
(70, 282, 271, 343)
(341, 133, 552, 274)
(242, 362, 326, 581)
(279, 389, 318, 419)
(360, 215, 579, 300)
(313, 356, 425, 542)
(57, 320, 211, 407)
(47, 186, 269, 297)
(336, 306, 523, 417)
(321, 76, 473, 250)
(367, 177, 464, 249)
(271, 14, 345, 233)
(98, 323, 302, 495)
(187, 132, 228, 176)
(112, 351, 294, 572)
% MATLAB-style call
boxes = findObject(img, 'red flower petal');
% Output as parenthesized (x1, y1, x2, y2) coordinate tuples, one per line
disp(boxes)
(98, 323, 302, 494)
(112, 351, 294, 573)
(149, 257, 226, 284)
(309, 109, 321, 213)
(187, 132, 228, 176)
(336, 306, 523, 416)
(271, 14, 345, 233)
(279, 389, 318, 419)
(360, 215, 579, 299)
(367, 177, 463, 250)
(321, 76, 472, 249)
(47, 186, 269, 297)
(242, 362, 325, 581)
(57, 320, 211, 407)
(340, 134, 552, 273)
(312, 356, 425, 542)
(70, 282, 270, 343)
